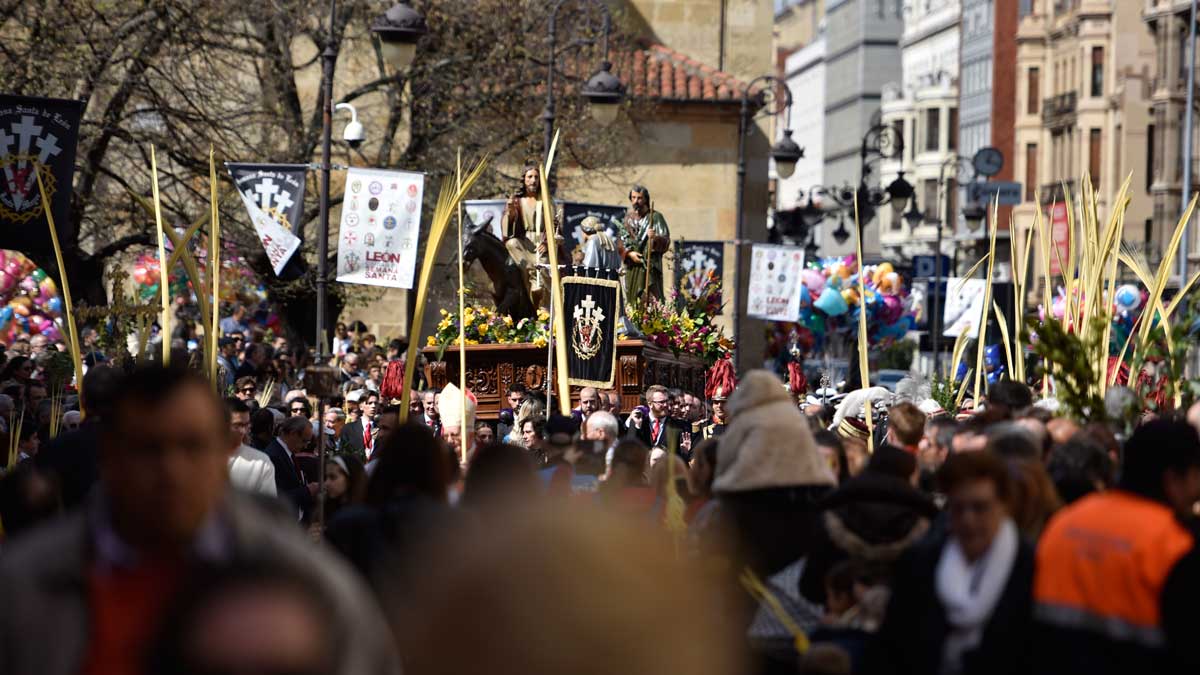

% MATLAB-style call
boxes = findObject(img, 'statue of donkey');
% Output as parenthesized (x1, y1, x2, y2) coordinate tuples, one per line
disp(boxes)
(461, 213, 537, 322)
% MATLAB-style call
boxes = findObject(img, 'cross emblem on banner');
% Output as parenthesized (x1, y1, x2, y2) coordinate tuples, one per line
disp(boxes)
(573, 294, 605, 323)
(254, 178, 279, 211)
(685, 249, 715, 272)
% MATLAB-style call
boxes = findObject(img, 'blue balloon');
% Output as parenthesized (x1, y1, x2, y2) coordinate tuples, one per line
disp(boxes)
(799, 285, 811, 306)
(46, 297, 63, 315)
(814, 287, 849, 317)
(0, 306, 11, 326)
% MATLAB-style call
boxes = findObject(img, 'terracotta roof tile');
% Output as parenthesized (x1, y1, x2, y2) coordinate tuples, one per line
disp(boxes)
(562, 43, 748, 105)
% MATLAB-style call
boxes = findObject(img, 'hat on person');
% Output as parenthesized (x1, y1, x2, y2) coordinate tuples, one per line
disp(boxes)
(580, 216, 603, 234)
(917, 399, 945, 417)
(713, 370, 835, 493)
(439, 382, 477, 430)
(218, 336, 237, 348)
(706, 357, 737, 402)
(836, 417, 870, 441)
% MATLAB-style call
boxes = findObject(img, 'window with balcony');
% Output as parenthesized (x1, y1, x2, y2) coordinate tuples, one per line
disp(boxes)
(1026, 143, 1038, 201)
(1028, 67, 1040, 114)
(925, 108, 941, 152)
(1091, 47, 1104, 98)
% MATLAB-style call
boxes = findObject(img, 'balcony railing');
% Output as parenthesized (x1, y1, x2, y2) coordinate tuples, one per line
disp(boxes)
(1042, 92, 1077, 125)
(1039, 180, 1077, 206)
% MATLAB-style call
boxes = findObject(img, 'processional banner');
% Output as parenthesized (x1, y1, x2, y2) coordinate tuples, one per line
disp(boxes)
(746, 244, 805, 321)
(335, 167, 425, 289)
(0, 95, 84, 251)
(226, 163, 306, 275)
(563, 268, 620, 388)
(674, 240, 724, 303)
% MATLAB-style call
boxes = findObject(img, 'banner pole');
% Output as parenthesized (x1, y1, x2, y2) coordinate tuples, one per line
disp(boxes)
(150, 145, 170, 366)
(456, 149, 468, 466)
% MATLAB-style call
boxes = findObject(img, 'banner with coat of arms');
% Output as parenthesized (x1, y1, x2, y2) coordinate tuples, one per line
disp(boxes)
(226, 163, 306, 276)
(563, 269, 620, 388)
(0, 94, 85, 253)
(336, 167, 425, 289)
(746, 244, 805, 321)
(674, 240, 723, 303)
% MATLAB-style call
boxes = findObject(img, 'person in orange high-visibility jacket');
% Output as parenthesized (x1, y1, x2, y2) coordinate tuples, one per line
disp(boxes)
(1032, 419, 1200, 675)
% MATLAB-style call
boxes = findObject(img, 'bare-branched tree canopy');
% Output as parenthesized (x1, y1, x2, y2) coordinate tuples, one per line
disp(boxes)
(0, 0, 644, 340)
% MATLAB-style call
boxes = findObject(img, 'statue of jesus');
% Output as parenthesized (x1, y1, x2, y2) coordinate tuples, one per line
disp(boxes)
(501, 165, 562, 306)
(619, 184, 670, 308)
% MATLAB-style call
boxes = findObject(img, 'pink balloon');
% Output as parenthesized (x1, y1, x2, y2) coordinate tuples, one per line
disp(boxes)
(880, 294, 903, 324)
(801, 269, 825, 293)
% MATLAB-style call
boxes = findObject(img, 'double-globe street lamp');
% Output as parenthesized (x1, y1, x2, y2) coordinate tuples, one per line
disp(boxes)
(733, 75, 804, 371)
(794, 122, 918, 248)
(314, 0, 427, 358)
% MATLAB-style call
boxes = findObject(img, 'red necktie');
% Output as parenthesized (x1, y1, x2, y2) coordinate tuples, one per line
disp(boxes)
(363, 421, 373, 456)
(652, 418, 661, 443)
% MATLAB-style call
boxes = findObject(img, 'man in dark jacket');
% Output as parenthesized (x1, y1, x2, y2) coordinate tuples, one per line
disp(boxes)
(34, 364, 122, 509)
(339, 391, 380, 462)
(263, 415, 318, 518)
(800, 443, 939, 605)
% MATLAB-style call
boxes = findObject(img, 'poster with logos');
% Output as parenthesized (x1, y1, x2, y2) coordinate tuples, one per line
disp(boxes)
(942, 277, 988, 339)
(746, 244, 805, 321)
(336, 167, 425, 289)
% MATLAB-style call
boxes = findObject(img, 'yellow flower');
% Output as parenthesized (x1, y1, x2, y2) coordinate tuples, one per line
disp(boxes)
(440, 309, 449, 316)
(537, 308, 550, 321)
(503, 315, 514, 326)
(478, 323, 489, 335)
(426, 336, 436, 346)
(467, 338, 479, 345)
(533, 336, 548, 348)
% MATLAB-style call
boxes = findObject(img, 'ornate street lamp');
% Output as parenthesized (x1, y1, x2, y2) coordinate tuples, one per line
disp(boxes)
(371, 2, 428, 70)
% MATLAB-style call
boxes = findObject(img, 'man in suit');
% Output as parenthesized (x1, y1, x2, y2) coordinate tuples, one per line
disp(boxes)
(339, 390, 380, 462)
(263, 415, 318, 518)
(631, 384, 688, 453)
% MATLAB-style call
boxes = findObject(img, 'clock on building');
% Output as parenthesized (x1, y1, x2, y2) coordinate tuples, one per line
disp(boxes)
(973, 147, 1004, 177)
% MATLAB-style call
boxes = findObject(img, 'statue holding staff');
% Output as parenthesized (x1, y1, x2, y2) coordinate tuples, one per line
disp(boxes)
(619, 184, 669, 307)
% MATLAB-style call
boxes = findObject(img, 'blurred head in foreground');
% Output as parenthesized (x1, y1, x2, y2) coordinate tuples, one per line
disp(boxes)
(389, 503, 740, 675)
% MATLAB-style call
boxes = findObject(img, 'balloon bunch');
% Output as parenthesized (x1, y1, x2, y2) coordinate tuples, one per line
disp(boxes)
(1037, 283, 1149, 357)
(0, 249, 64, 345)
(795, 256, 918, 353)
(130, 246, 281, 333)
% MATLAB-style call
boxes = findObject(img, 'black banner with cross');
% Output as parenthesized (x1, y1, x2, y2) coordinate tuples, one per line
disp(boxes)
(674, 240, 723, 303)
(226, 162, 308, 278)
(562, 267, 621, 389)
(0, 94, 85, 254)
(561, 202, 626, 250)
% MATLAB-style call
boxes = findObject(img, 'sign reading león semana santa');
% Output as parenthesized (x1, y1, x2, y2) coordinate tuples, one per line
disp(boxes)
(336, 167, 425, 289)
(747, 244, 805, 321)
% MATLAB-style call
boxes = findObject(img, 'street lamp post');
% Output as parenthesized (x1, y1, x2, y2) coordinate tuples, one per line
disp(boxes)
(733, 75, 802, 372)
(542, 0, 626, 177)
(313, 1, 425, 359)
(795, 124, 914, 246)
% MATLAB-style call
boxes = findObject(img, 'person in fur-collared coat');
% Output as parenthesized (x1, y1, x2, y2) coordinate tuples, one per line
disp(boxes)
(708, 370, 838, 577)
(799, 443, 940, 605)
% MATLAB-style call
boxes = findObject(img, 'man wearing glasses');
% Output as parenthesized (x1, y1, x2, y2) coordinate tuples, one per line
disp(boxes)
(631, 384, 687, 455)
(234, 377, 257, 403)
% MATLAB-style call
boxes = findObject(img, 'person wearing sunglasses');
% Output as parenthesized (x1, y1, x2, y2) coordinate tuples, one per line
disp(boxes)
(869, 450, 1034, 675)
(234, 376, 257, 402)
(289, 399, 312, 419)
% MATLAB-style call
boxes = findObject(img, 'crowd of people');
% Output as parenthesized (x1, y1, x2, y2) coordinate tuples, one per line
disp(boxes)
(1, 321, 1200, 675)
